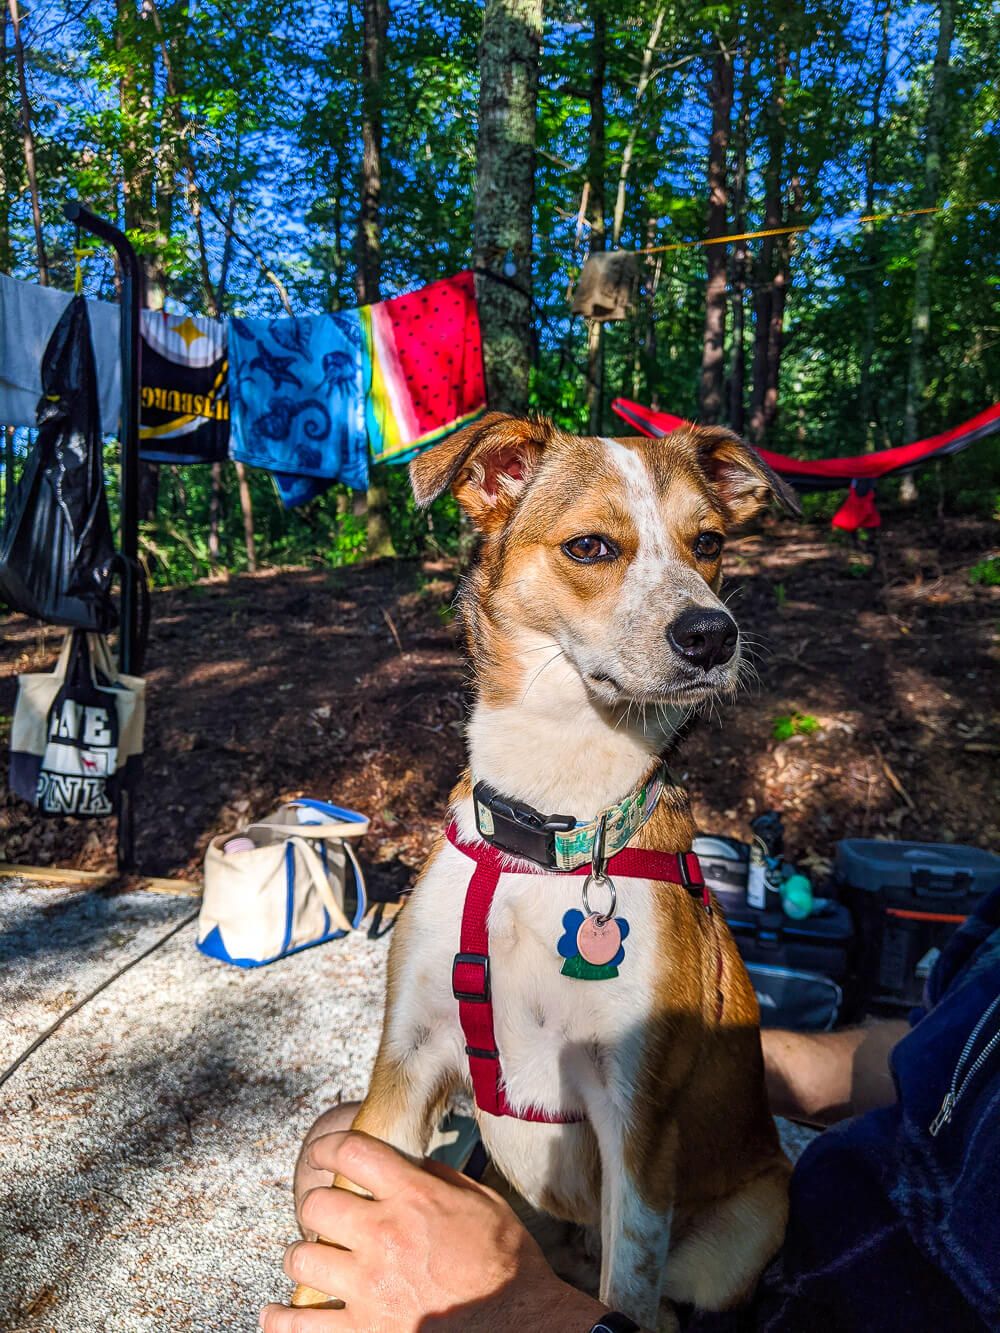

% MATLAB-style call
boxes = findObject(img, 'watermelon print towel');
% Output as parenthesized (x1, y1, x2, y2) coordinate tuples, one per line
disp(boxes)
(360, 271, 486, 465)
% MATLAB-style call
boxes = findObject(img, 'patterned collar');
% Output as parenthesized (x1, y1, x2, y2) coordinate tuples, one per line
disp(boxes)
(471, 764, 668, 871)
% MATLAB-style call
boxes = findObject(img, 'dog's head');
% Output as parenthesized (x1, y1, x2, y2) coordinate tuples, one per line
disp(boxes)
(411, 413, 799, 709)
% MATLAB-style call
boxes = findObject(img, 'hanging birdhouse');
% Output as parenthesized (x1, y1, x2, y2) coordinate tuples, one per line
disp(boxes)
(570, 250, 638, 322)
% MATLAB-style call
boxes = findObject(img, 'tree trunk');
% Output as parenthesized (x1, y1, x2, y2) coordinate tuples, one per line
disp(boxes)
(355, 0, 396, 557)
(208, 461, 223, 571)
(0, 0, 16, 276)
(644, 219, 661, 408)
(3, 425, 14, 517)
(699, 46, 733, 424)
(472, 0, 543, 414)
(748, 45, 787, 445)
(355, 0, 386, 306)
(585, 4, 606, 435)
(727, 41, 751, 434)
(117, 0, 153, 238)
(8, 0, 47, 284)
(187, 162, 221, 318)
(146, 0, 179, 295)
(115, 0, 162, 519)
(611, 8, 666, 249)
(234, 460, 256, 573)
(859, 0, 891, 449)
(901, 0, 955, 501)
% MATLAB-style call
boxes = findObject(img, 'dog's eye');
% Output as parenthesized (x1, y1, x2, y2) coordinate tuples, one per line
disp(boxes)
(562, 535, 617, 564)
(693, 532, 724, 561)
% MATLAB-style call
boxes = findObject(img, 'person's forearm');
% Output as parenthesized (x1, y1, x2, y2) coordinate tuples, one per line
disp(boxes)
(762, 1019, 907, 1125)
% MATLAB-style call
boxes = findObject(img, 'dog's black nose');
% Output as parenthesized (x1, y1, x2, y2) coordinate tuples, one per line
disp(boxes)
(667, 607, 738, 670)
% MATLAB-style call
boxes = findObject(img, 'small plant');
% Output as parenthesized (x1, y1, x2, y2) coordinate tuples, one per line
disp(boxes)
(774, 581, 787, 610)
(968, 555, 1000, 587)
(772, 711, 821, 741)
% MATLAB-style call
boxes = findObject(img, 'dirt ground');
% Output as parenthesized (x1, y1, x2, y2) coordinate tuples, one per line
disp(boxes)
(1, 514, 997, 891)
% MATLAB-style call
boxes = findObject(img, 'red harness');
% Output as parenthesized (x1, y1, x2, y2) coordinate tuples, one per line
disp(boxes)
(447, 823, 712, 1123)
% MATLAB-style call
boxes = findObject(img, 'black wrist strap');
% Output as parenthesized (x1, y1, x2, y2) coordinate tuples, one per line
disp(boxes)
(590, 1315, 640, 1333)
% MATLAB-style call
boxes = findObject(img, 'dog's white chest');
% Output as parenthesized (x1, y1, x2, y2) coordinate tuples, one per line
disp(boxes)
(486, 871, 660, 1114)
(403, 843, 664, 1118)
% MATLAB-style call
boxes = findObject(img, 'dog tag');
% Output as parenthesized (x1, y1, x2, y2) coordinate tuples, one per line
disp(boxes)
(576, 913, 622, 965)
(557, 908, 630, 980)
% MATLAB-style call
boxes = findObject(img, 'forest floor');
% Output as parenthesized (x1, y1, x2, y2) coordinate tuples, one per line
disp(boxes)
(1, 513, 998, 890)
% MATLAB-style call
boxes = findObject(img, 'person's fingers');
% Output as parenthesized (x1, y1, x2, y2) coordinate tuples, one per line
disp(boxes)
(283, 1239, 355, 1294)
(298, 1185, 374, 1249)
(305, 1130, 422, 1198)
(258, 1302, 344, 1331)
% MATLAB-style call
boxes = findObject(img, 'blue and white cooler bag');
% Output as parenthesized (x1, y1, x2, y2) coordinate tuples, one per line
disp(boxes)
(197, 799, 368, 967)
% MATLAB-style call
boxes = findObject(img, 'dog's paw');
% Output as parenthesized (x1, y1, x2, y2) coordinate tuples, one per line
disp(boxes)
(290, 1282, 344, 1309)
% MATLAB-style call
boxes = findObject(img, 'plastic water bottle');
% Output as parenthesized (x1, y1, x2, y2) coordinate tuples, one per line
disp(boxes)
(747, 838, 768, 909)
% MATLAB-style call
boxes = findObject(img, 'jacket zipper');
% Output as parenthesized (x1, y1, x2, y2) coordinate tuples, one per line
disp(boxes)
(929, 992, 1000, 1137)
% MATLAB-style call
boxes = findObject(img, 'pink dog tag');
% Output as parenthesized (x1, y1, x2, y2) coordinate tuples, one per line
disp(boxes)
(576, 913, 622, 966)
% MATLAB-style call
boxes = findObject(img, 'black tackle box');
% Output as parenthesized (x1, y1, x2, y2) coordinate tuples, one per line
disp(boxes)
(694, 835, 857, 1030)
(835, 838, 1000, 1014)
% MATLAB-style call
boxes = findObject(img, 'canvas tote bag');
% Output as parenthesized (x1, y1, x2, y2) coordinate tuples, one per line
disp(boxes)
(197, 798, 369, 967)
(9, 629, 145, 815)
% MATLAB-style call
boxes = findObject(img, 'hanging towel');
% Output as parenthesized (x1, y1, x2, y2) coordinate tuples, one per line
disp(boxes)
(0, 274, 121, 432)
(139, 309, 229, 464)
(229, 311, 368, 506)
(360, 271, 486, 466)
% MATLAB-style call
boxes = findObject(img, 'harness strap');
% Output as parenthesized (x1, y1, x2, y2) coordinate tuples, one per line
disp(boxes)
(447, 824, 715, 1122)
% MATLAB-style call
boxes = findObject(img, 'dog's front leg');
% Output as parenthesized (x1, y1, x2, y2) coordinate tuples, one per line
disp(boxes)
(597, 1117, 678, 1332)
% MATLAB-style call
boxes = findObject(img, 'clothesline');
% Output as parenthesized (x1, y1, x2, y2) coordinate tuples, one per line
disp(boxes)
(0, 271, 487, 508)
(621, 197, 1000, 257)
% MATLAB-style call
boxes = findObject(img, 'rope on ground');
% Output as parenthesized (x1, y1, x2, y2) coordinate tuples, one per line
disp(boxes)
(0, 905, 200, 1092)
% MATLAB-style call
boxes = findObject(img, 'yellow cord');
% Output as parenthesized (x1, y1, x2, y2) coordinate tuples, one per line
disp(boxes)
(634, 197, 1000, 257)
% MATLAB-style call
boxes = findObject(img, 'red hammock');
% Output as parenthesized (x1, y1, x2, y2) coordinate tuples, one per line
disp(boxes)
(611, 396, 1000, 531)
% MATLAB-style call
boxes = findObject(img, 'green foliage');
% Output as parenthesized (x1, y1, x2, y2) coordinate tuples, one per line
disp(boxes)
(968, 556, 1000, 587)
(0, 0, 997, 586)
(772, 711, 822, 741)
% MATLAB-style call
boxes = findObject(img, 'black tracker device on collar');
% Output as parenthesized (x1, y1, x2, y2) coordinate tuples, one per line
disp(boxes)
(472, 779, 576, 868)
(589, 1315, 641, 1333)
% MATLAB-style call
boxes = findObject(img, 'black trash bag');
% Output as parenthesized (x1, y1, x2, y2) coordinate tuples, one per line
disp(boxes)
(0, 295, 117, 630)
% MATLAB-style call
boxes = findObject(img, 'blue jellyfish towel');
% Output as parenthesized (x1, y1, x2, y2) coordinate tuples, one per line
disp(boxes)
(229, 311, 369, 505)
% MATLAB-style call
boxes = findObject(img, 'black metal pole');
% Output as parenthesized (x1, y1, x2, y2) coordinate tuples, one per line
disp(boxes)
(63, 200, 142, 872)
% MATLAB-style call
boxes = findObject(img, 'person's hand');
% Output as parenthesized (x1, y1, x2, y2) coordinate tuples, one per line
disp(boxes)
(259, 1130, 608, 1332)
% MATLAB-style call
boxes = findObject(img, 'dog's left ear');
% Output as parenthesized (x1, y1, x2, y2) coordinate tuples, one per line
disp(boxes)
(409, 412, 554, 532)
(695, 427, 802, 525)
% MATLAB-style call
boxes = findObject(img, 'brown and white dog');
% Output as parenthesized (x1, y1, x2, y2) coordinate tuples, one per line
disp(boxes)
(294, 414, 798, 1328)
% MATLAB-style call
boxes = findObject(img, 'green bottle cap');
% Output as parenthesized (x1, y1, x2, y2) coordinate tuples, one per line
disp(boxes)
(780, 873, 813, 920)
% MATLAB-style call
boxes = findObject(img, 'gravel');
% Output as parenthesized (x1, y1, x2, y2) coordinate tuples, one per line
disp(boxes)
(0, 879, 816, 1332)
(0, 879, 391, 1332)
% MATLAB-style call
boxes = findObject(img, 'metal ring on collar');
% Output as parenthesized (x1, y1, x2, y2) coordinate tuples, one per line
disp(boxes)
(582, 870, 617, 924)
(591, 811, 609, 880)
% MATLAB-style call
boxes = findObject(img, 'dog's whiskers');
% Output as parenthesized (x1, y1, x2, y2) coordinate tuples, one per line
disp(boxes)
(519, 647, 566, 704)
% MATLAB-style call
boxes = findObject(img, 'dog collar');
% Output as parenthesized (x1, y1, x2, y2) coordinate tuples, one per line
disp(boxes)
(472, 764, 669, 871)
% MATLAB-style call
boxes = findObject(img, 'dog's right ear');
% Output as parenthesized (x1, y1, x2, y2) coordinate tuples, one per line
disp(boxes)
(409, 412, 553, 532)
